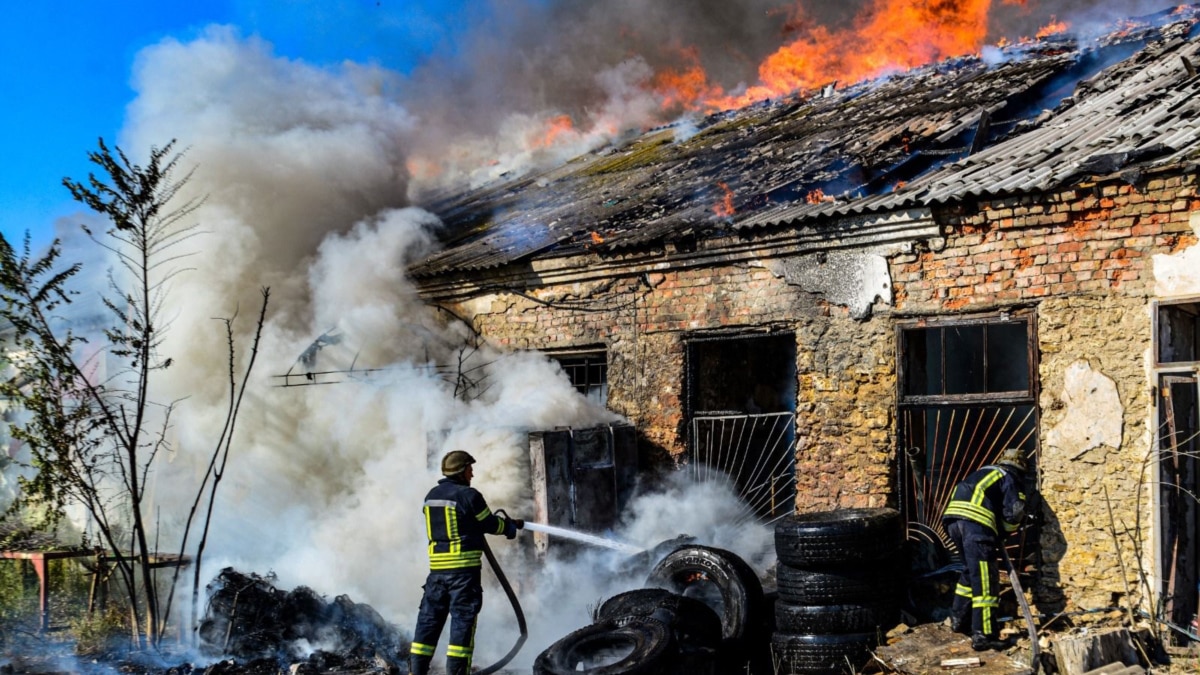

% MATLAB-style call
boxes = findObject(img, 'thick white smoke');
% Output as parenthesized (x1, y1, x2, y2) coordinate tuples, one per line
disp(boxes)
(103, 24, 767, 670)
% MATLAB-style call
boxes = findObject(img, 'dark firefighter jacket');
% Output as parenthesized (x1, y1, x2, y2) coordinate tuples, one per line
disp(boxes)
(422, 476, 515, 571)
(943, 464, 1026, 535)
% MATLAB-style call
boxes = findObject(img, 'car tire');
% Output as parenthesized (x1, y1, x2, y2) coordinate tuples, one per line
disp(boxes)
(769, 631, 878, 675)
(775, 562, 903, 606)
(774, 600, 899, 634)
(533, 618, 674, 675)
(644, 545, 766, 645)
(594, 588, 723, 647)
(774, 508, 903, 567)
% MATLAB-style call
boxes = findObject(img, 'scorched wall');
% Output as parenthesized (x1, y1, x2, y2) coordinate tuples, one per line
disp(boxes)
(430, 166, 1200, 618)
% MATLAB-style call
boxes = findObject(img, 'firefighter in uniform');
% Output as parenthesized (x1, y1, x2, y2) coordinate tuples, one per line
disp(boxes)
(942, 448, 1029, 652)
(409, 451, 522, 675)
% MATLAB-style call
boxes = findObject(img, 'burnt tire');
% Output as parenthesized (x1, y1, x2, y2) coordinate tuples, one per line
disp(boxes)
(774, 600, 899, 634)
(645, 545, 766, 645)
(775, 563, 903, 606)
(533, 618, 674, 675)
(774, 508, 903, 567)
(594, 589, 723, 647)
(770, 631, 878, 675)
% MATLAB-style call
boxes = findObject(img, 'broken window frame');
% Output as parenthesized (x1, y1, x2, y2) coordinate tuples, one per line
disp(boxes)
(1151, 297, 1200, 640)
(895, 308, 1041, 621)
(1154, 298, 1200, 367)
(548, 347, 609, 406)
(897, 309, 1038, 406)
(683, 329, 798, 521)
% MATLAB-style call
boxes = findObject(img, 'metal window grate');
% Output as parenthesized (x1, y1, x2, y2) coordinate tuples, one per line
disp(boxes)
(897, 314, 1040, 621)
(555, 352, 608, 405)
(690, 412, 796, 523)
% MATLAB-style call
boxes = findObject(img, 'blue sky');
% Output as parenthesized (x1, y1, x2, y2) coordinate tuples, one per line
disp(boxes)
(0, 1, 466, 250)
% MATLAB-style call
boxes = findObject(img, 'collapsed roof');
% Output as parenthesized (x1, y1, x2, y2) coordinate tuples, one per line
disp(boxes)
(410, 6, 1200, 281)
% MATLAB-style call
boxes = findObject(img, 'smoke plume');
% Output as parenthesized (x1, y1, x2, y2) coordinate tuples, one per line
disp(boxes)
(1, 0, 1185, 667)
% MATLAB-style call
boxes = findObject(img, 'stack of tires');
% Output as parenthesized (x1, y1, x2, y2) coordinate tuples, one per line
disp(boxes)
(771, 507, 906, 675)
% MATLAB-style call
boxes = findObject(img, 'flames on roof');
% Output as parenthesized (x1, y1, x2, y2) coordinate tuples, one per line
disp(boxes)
(410, 6, 1200, 280)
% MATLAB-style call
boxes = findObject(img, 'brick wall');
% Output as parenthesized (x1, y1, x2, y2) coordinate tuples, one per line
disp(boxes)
(439, 168, 1200, 613)
(894, 177, 1197, 313)
(891, 171, 1199, 615)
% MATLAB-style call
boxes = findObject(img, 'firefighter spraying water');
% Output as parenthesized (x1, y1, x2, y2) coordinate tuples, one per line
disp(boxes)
(409, 451, 525, 675)
(520, 521, 643, 555)
(409, 451, 643, 675)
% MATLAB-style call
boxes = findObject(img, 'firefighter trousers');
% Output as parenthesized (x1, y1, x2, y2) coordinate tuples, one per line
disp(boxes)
(409, 568, 483, 675)
(946, 518, 1001, 638)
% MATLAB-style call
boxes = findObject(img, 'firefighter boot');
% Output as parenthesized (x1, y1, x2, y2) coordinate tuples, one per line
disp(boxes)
(445, 656, 470, 675)
(948, 613, 971, 635)
(408, 654, 432, 675)
(971, 632, 1012, 651)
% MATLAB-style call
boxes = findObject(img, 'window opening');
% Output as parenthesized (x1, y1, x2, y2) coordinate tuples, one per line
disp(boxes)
(1157, 301, 1200, 365)
(552, 350, 608, 406)
(897, 311, 1040, 622)
(685, 332, 797, 523)
(1154, 298, 1200, 640)
(1158, 374, 1199, 638)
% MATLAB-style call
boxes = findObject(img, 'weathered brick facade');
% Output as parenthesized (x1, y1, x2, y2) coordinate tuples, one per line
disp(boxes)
(432, 168, 1200, 617)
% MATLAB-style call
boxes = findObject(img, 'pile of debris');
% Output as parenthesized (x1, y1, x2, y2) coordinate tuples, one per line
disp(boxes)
(196, 568, 405, 673)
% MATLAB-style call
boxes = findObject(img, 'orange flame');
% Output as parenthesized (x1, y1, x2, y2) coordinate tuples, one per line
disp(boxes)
(713, 182, 735, 217)
(705, 0, 996, 110)
(531, 115, 576, 149)
(1035, 16, 1069, 38)
(805, 188, 826, 204)
(590, 231, 605, 245)
(651, 46, 723, 112)
(647, 0, 1046, 112)
(405, 156, 443, 182)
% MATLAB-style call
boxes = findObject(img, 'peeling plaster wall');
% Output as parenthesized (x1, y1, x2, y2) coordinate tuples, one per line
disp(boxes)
(765, 247, 896, 320)
(1153, 210, 1200, 297)
(1036, 296, 1155, 613)
(1045, 361, 1123, 462)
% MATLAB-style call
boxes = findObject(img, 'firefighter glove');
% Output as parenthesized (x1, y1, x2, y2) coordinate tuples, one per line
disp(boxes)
(504, 521, 518, 539)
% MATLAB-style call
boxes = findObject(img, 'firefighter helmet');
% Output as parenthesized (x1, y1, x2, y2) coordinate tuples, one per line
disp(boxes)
(996, 448, 1028, 472)
(441, 450, 477, 476)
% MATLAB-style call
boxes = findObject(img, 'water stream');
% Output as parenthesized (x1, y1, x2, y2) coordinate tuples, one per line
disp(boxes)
(521, 522, 643, 555)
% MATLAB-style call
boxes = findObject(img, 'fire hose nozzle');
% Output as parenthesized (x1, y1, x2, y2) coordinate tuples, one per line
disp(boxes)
(494, 509, 524, 530)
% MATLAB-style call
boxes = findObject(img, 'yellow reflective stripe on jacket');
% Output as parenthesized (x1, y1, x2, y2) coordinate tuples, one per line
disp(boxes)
(474, 506, 505, 534)
(424, 498, 483, 569)
(944, 502, 997, 531)
(429, 550, 483, 569)
(944, 468, 1003, 532)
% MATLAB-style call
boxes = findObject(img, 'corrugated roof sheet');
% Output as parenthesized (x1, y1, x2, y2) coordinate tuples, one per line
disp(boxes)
(411, 8, 1200, 279)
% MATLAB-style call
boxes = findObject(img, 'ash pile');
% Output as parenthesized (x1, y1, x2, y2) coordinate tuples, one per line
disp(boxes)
(198, 568, 405, 673)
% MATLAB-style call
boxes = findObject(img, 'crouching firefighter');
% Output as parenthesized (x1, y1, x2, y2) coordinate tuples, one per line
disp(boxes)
(942, 447, 1029, 652)
(409, 450, 523, 675)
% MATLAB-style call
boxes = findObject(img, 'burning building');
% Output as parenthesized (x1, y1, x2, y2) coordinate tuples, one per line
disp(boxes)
(404, 5, 1200, 636)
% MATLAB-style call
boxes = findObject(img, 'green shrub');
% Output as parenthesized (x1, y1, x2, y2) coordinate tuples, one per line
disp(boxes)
(71, 604, 130, 656)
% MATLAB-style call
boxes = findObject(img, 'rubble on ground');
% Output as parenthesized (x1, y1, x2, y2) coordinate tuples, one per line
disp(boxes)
(196, 568, 406, 673)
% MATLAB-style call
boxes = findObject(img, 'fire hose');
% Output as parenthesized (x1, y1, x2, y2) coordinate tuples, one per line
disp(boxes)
(476, 509, 528, 675)
(1000, 544, 1040, 674)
